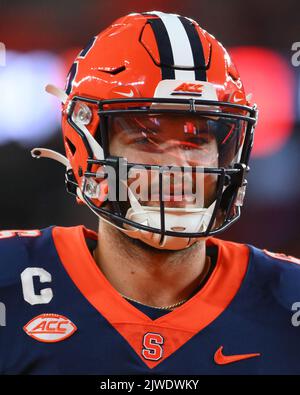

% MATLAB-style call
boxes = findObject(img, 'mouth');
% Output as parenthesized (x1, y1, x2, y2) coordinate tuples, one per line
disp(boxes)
(136, 193, 198, 210)
(148, 193, 196, 202)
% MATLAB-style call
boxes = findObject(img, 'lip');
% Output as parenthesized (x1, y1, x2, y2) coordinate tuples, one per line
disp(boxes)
(150, 183, 194, 196)
(140, 199, 198, 209)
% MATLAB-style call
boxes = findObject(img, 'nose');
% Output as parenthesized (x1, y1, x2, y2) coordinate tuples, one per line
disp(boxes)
(149, 141, 193, 167)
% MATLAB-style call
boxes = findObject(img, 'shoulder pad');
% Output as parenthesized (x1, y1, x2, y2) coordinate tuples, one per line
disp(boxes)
(0, 228, 53, 287)
(249, 245, 300, 309)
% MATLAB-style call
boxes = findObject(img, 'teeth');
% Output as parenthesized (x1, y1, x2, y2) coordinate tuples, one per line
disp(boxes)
(184, 195, 195, 202)
(147, 191, 196, 202)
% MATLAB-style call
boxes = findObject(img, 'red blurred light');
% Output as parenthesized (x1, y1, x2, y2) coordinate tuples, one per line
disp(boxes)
(229, 47, 295, 157)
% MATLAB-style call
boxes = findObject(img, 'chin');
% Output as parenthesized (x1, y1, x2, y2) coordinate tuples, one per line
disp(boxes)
(119, 229, 201, 254)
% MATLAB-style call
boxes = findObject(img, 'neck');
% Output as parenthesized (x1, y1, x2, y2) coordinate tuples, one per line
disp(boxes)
(93, 220, 209, 308)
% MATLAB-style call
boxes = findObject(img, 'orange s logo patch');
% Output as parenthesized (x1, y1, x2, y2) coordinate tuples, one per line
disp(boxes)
(23, 313, 77, 343)
(142, 332, 164, 361)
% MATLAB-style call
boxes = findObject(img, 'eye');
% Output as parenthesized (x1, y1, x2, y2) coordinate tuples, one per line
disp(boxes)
(178, 137, 211, 151)
(134, 131, 149, 143)
(134, 129, 158, 144)
(178, 142, 198, 151)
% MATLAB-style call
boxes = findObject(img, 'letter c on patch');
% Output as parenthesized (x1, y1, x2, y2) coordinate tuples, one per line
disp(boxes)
(21, 268, 53, 305)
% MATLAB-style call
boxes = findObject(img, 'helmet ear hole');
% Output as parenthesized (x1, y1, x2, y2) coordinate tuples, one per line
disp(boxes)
(65, 137, 76, 156)
(220, 185, 236, 212)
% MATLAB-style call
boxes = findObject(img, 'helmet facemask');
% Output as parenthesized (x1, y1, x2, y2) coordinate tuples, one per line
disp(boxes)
(66, 95, 257, 250)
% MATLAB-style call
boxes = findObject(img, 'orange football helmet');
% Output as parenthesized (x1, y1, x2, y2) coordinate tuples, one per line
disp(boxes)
(32, 11, 258, 250)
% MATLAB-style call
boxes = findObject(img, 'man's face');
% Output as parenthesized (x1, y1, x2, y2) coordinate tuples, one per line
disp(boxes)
(108, 113, 219, 209)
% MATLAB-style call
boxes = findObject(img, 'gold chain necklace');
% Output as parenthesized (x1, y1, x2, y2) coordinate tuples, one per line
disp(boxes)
(119, 256, 211, 310)
(93, 249, 211, 311)
(120, 293, 189, 310)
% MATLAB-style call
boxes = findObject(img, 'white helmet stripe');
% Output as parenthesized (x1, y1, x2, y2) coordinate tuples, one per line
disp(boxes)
(148, 11, 197, 80)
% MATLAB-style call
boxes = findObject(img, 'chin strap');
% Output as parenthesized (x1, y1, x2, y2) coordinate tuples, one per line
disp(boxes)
(31, 148, 70, 168)
(123, 206, 213, 250)
(31, 147, 85, 205)
(121, 186, 214, 250)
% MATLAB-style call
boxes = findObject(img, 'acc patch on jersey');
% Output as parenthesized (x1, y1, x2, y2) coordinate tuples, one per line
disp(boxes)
(23, 313, 77, 343)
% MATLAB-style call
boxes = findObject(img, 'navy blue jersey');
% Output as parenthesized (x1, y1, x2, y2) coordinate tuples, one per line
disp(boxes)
(0, 225, 300, 374)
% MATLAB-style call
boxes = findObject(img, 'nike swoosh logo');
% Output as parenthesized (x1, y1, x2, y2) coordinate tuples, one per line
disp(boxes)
(214, 346, 261, 365)
(233, 96, 243, 103)
(114, 90, 134, 98)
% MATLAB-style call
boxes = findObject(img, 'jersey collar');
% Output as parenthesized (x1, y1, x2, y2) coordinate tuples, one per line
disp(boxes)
(53, 225, 249, 368)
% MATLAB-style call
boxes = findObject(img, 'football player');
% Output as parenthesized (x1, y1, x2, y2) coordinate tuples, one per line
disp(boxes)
(1, 11, 300, 375)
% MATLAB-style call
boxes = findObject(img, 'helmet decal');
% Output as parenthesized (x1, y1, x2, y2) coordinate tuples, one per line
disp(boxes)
(65, 61, 78, 95)
(78, 36, 97, 59)
(143, 11, 207, 81)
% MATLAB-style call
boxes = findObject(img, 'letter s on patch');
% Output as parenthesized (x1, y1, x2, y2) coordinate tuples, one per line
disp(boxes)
(142, 332, 164, 361)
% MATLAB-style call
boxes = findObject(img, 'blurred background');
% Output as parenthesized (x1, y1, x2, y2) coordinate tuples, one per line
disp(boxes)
(0, 0, 299, 255)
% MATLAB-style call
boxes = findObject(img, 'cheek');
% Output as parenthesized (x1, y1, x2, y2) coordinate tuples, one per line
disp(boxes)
(109, 137, 126, 158)
(109, 139, 145, 163)
(204, 174, 218, 207)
